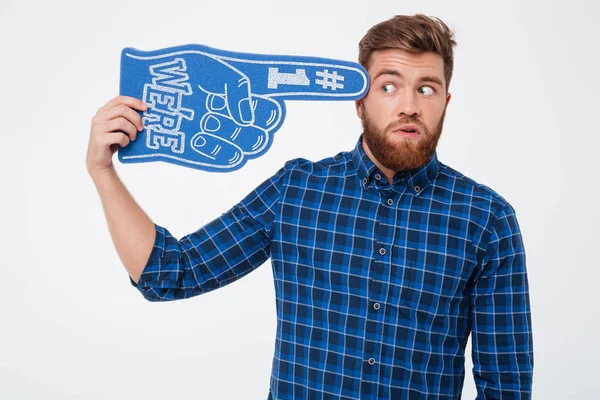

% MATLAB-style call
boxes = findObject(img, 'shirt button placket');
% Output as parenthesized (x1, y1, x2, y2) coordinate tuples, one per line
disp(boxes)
(364, 198, 389, 380)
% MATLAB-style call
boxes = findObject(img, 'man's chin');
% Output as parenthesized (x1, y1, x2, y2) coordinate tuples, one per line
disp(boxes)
(384, 133, 420, 151)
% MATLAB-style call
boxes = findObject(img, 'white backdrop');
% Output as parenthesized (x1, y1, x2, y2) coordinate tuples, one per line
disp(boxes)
(2, 0, 598, 398)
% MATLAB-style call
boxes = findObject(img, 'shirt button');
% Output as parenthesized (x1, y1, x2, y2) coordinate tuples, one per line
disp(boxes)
(368, 358, 376, 365)
(379, 248, 386, 255)
(387, 198, 393, 206)
(414, 185, 421, 192)
(363, 178, 368, 185)
(375, 174, 381, 180)
(373, 303, 381, 310)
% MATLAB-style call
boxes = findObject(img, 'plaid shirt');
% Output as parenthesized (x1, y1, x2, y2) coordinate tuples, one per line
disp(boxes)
(130, 136, 533, 399)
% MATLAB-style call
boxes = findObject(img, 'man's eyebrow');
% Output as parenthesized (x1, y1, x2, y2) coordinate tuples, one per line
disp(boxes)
(373, 69, 444, 88)
(373, 69, 404, 81)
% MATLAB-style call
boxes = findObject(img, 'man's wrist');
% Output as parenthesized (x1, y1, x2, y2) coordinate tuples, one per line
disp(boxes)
(89, 165, 118, 185)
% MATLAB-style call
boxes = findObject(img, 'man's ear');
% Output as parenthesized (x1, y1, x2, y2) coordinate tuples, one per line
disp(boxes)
(446, 92, 452, 107)
(355, 100, 363, 118)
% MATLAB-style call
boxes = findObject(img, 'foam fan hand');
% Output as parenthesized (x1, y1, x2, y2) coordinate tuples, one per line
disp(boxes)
(118, 44, 370, 172)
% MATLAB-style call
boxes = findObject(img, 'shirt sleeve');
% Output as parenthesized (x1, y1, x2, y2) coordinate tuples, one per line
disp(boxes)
(470, 203, 534, 399)
(128, 162, 293, 302)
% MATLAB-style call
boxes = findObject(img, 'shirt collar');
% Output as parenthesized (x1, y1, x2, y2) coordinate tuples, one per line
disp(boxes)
(351, 135, 440, 195)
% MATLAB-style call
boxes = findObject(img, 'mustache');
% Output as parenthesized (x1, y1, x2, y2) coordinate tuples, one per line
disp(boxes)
(385, 116, 426, 133)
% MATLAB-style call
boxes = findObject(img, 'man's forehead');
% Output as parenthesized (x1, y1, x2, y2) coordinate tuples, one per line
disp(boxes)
(368, 49, 444, 77)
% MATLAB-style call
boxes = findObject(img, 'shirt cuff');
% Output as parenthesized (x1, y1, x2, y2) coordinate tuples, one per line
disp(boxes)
(128, 223, 167, 288)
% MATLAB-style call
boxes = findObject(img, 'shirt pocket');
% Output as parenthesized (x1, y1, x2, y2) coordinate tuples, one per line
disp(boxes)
(391, 245, 469, 317)
(397, 260, 455, 316)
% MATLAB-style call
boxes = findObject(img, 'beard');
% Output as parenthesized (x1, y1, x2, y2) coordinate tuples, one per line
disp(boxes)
(360, 106, 446, 172)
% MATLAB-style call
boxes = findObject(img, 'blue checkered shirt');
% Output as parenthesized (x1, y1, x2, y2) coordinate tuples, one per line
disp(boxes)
(130, 137, 533, 399)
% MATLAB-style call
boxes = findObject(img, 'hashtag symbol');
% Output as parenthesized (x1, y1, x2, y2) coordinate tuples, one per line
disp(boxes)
(315, 69, 345, 91)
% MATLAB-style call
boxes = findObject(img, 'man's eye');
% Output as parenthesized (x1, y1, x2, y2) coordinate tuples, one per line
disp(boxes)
(382, 84, 396, 94)
(418, 86, 435, 96)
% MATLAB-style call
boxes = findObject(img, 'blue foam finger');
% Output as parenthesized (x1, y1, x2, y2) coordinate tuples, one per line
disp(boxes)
(118, 44, 370, 172)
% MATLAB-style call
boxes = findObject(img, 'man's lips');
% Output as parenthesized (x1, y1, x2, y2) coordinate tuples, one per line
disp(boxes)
(390, 123, 421, 138)
(394, 124, 421, 135)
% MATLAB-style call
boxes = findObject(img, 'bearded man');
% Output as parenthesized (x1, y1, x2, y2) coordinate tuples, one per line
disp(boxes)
(87, 13, 534, 399)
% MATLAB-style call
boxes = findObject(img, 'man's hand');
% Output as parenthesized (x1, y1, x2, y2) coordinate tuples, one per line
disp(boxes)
(86, 95, 148, 175)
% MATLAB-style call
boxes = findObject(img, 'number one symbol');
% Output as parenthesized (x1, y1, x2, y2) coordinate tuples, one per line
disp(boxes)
(267, 68, 310, 89)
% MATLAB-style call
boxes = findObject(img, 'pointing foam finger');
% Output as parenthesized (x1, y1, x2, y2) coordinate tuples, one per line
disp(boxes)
(224, 55, 370, 100)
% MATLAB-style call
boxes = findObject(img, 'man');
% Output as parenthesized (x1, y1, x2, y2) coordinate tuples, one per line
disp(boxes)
(87, 14, 533, 399)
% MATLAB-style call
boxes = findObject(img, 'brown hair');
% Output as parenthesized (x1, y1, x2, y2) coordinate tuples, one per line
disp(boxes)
(358, 14, 457, 91)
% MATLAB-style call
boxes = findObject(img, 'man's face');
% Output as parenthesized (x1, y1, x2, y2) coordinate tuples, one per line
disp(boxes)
(356, 49, 451, 173)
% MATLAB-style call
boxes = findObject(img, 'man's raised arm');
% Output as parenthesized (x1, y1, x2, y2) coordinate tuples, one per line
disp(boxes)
(86, 96, 154, 285)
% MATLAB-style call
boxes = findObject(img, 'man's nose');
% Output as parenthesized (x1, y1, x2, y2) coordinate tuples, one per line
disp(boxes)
(397, 90, 421, 118)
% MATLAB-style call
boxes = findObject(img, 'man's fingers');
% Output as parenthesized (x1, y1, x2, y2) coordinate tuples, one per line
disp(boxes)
(95, 103, 145, 131)
(106, 118, 138, 141)
(104, 132, 131, 148)
(103, 95, 148, 112)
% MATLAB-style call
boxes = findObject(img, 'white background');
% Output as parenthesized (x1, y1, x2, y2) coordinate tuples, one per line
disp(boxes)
(1, 0, 598, 398)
